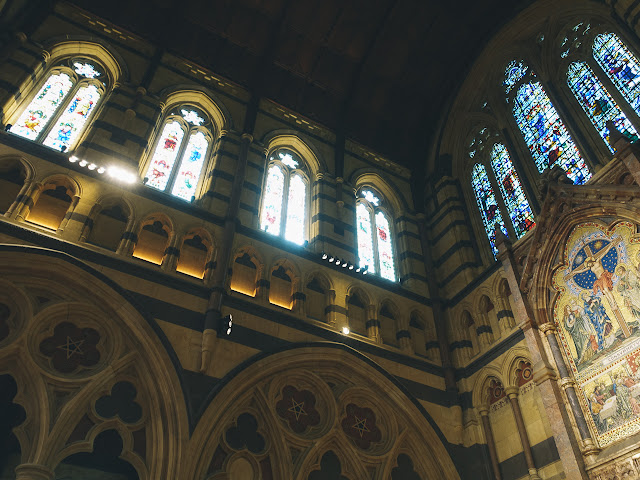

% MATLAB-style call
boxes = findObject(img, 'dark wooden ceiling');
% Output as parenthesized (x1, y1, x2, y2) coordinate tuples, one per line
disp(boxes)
(70, 0, 533, 172)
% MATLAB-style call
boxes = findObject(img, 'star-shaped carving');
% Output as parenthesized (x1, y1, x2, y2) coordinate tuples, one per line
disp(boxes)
(352, 415, 369, 437)
(288, 398, 307, 420)
(58, 336, 85, 358)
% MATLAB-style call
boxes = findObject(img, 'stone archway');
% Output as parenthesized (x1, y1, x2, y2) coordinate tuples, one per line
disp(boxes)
(185, 343, 460, 480)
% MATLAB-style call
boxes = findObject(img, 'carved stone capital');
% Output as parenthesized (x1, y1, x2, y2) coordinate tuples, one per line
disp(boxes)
(538, 322, 557, 335)
(559, 377, 576, 390)
(505, 386, 519, 399)
(477, 406, 490, 417)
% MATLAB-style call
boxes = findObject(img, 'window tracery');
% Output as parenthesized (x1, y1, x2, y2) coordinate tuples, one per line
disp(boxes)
(259, 149, 308, 245)
(143, 106, 212, 201)
(356, 189, 396, 281)
(10, 59, 105, 152)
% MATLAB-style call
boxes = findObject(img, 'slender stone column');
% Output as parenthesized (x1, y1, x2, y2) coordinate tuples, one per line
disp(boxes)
(4, 179, 33, 218)
(539, 322, 600, 462)
(477, 312, 494, 346)
(478, 407, 502, 480)
(13, 182, 43, 221)
(14, 464, 54, 480)
(495, 294, 516, 334)
(292, 291, 305, 315)
(495, 230, 588, 477)
(396, 329, 412, 352)
(325, 289, 337, 326)
(366, 305, 381, 343)
(161, 234, 181, 272)
(57, 195, 80, 234)
(505, 386, 540, 480)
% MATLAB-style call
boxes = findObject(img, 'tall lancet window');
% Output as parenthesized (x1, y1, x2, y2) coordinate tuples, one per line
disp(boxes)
(490, 144, 536, 238)
(10, 59, 105, 152)
(356, 189, 396, 281)
(472, 163, 508, 258)
(593, 33, 640, 115)
(260, 149, 308, 245)
(567, 61, 637, 152)
(505, 60, 591, 184)
(143, 107, 212, 201)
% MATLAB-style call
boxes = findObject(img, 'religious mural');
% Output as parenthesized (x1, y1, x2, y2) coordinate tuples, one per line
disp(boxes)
(553, 221, 640, 446)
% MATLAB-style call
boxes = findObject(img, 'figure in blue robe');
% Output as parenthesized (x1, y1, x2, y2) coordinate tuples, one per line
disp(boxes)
(583, 293, 613, 351)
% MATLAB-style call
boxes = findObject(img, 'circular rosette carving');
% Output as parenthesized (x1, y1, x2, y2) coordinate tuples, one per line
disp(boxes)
(340, 403, 382, 449)
(29, 303, 116, 378)
(39, 322, 100, 373)
(275, 385, 320, 434)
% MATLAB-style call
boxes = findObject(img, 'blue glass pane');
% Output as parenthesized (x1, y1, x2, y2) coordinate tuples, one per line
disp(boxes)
(490, 144, 536, 238)
(472, 163, 508, 258)
(593, 33, 640, 115)
(504, 60, 529, 93)
(567, 61, 638, 153)
(513, 81, 591, 184)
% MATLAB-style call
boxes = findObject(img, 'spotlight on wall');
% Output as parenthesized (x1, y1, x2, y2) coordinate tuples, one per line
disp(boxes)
(79, 159, 88, 167)
(68, 156, 79, 163)
(321, 252, 328, 260)
(355, 267, 361, 273)
(335, 259, 341, 266)
(88, 163, 97, 170)
(348, 263, 354, 270)
(108, 165, 137, 184)
(328, 256, 334, 263)
(218, 314, 233, 336)
(341, 262, 348, 268)
(342, 326, 350, 335)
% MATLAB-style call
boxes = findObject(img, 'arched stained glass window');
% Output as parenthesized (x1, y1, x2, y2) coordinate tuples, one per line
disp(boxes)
(375, 211, 395, 281)
(356, 189, 396, 281)
(260, 149, 307, 245)
(9, 59, 104, 151)
(490, 144, 536, 238)
(356, 203, 375, 274)
(593, 33, 640, 114)
(567, 61, 637, 153)
(143, 107, 211, 201)
(472, 163, 508, 257)
(512, 78, 591, 184)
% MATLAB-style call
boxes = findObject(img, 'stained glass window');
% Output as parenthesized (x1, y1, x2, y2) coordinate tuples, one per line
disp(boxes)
(472, 163, 508, 257)
(143, 108, 213, 200)
(504, 60, 529, 93)
(490, 144, 535, 238)
(261, 164, 285, 235)
(375, 211, 395, 281)
(145, 121, 185, 191)
(43, 84, 101, 151)
(73, 62, 101, 79)
(512, 80, 591, 184)
(284, 174, 306, 245)
(567, 61, 638, 153)
(171, 131, 209, 200)
(356, 203, 375, 274)
(260, 151, 308, 244)
(593, 33, 640, 114)
(10, 73, 74, 140)
(356, 190, 396, 280)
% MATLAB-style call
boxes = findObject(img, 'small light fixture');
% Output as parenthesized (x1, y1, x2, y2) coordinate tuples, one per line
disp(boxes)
(342, 326, 350, 335)
(355, 267, 361, 273)
(335, 259, 341, 266)
(341, 262, 347, 268)
(97, 167, 105, 174)
(328, 256, 334, 263)
(88, 163, 97, 170)
(348, 263, 354, 270)
(79, 159, 88, 167)
(69, 156, 79, 163)
(218, 314, 233, 336)
(60, 146, 67, 152)
(321, 252, 328, 260)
